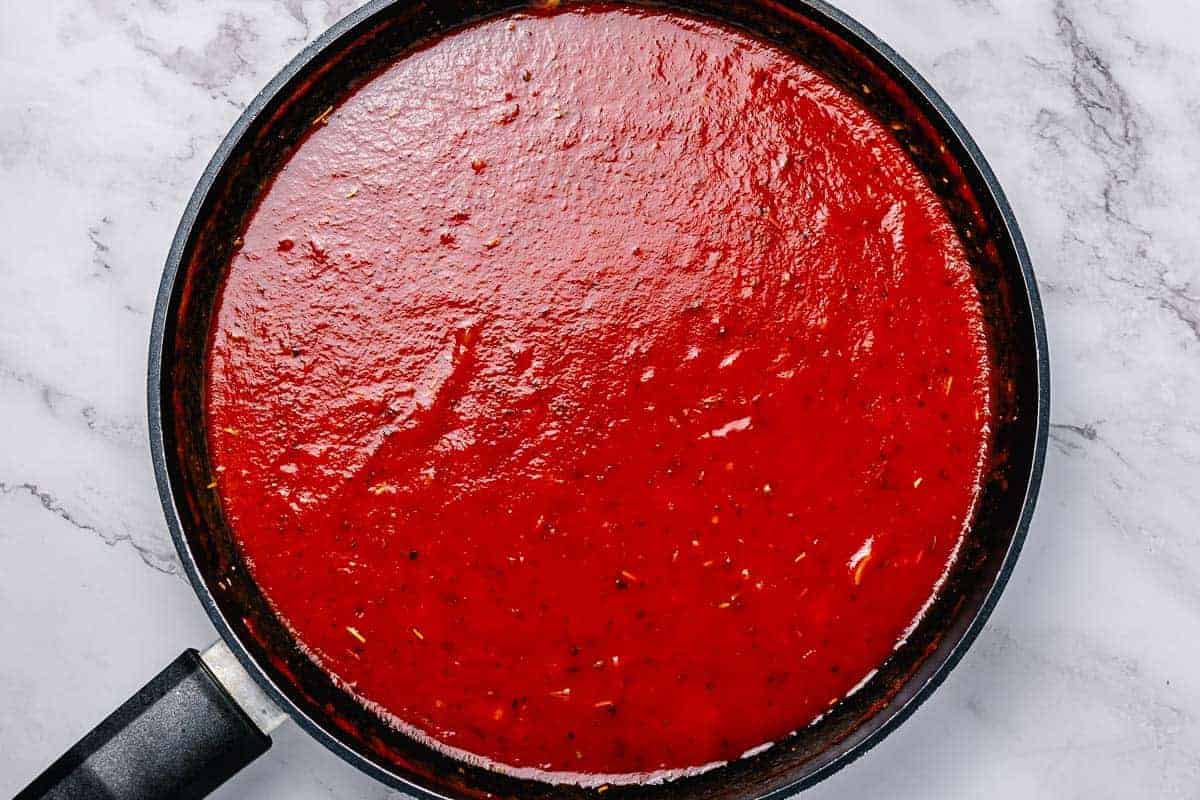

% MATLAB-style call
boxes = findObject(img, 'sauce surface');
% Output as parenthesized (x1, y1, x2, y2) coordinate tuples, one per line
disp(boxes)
(207, 5, 991, 780)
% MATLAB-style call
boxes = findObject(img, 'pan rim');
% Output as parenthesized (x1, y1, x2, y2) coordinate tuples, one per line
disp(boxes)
(147, 1, 1050, 797)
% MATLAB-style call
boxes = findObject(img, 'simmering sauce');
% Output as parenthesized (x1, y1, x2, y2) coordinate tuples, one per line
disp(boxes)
(207, 5, 991, 781)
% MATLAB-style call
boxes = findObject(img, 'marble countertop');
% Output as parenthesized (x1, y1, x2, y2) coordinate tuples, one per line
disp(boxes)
(2, 1, 1197, 797)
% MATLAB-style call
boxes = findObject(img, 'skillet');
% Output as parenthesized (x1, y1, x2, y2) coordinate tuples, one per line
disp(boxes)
(17, 1, 1048, 798)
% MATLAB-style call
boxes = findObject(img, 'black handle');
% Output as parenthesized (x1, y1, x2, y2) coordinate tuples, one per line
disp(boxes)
(17, 649, 272, 800)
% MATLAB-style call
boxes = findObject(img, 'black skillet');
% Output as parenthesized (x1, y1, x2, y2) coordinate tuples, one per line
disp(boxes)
(17, 1, 1049, 798)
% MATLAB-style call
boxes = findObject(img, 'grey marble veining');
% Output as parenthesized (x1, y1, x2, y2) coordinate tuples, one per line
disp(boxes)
(1, 1, 1198, 797)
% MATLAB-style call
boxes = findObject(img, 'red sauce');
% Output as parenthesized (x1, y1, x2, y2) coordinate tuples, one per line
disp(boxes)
(207, 5, 991, 781)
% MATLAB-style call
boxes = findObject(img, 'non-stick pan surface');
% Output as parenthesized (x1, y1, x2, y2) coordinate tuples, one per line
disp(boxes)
(148, 2, 1049, 798)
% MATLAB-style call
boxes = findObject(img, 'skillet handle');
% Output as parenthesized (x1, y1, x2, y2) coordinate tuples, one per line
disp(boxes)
(16, 648, 273, 800)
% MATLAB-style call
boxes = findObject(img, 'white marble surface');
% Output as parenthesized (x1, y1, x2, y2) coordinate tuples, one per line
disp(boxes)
(1, 0, 1198, 797)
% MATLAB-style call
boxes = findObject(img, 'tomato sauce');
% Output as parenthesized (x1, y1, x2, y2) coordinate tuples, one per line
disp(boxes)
(207, 5, 991, 781)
